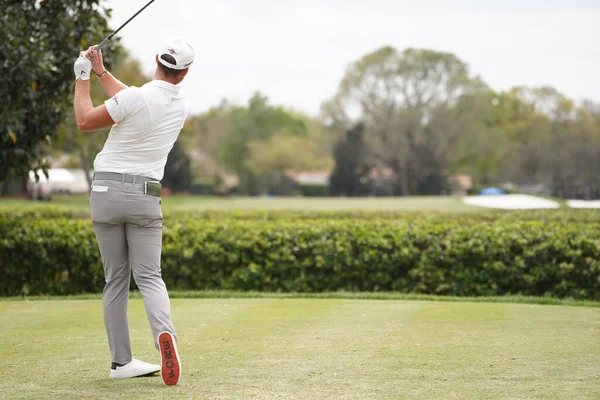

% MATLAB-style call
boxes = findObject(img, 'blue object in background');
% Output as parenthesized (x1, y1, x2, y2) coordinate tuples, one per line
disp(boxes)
(479, 187, 506, 195)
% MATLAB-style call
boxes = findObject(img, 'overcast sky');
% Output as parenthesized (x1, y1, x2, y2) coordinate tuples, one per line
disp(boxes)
(104, 0, 600, 116)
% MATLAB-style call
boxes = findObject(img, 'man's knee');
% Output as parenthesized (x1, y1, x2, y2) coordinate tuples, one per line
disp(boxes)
(103, 260, 131, 283)
(132, 266, 163, 285)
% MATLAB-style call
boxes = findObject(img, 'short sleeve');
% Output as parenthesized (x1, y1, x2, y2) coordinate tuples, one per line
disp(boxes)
(104, 87, 144, 124)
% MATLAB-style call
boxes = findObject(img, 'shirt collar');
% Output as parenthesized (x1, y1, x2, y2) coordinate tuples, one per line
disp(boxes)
(145, 79, 180, 93)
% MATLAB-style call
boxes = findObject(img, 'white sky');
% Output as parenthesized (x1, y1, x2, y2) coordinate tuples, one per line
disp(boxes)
(104, 0, 600, 116)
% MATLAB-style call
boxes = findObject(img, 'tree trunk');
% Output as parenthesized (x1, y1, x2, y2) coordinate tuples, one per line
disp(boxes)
(1, 175, 27, 197)
(78, 145, 92, 190)
(399, 159, 410, 196)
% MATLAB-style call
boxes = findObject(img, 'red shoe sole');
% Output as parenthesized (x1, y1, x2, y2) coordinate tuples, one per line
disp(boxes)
(159, 331, 181, 386)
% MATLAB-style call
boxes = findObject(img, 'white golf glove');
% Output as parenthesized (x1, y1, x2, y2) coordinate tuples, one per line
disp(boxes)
(74, 55, 92, 81)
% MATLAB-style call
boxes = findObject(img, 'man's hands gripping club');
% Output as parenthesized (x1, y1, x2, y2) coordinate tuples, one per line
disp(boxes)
(73, 45, 128, 99)
(86, 46, 107, 76)
(74, 46, 107, 80)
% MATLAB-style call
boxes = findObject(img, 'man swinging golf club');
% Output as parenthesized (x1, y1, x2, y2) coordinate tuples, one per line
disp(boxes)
(73, 38, 194, 385)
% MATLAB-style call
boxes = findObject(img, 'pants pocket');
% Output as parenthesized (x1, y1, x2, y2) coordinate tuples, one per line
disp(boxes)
(90, 191, 115, 224)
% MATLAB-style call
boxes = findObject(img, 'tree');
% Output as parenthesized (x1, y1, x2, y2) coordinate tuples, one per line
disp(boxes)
(0, 0, 116, 192)
(474, 86, 600, 198)
(329, 122, 372, 196)
(439, 90, 511, 185)
(216, 93, 309, 194)
(179, 97, 334, 195)
(247, 132, 330, 195)
(163, 140, 193, 193)
(322, 47, 487, 195)
(177, 100, 231, 185)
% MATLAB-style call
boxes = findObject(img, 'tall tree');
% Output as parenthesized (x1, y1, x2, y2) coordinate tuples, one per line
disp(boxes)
(482, 86, 600, 198)
(177, 100, 231, 183)
(247, 132, 330, 195)
(329, 122, 372, 196)
(0, 0, 115, 193)
(323, 47, 486, 195)
(444, 90, 510, 184)
(163, 140, 192, 193)
(217, 93, 308, 194)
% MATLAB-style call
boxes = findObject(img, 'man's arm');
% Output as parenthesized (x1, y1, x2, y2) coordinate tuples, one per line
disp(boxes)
(85, 46, 128, 98)
(96, 71, 128, 98)
(74, 79, 115, 132)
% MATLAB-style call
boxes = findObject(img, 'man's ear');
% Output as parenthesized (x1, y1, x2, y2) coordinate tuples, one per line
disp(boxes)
(155, 54, 159, 64)
(180, 68, 190, 78)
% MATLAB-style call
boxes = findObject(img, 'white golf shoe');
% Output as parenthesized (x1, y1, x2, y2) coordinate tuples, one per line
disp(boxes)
(109, 358, 161, 379)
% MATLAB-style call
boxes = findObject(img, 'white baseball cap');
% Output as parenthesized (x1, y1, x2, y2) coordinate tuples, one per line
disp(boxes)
(157, 38, 195, 70)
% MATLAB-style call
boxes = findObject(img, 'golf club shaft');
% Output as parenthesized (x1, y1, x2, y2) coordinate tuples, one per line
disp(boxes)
(96, 0, 156, 50)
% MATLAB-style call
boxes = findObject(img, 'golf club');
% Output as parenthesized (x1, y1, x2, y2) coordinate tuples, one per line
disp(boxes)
(96, 0, 156, 50)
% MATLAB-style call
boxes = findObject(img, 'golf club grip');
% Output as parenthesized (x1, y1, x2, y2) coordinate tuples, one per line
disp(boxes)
(96, 36, 112, 50)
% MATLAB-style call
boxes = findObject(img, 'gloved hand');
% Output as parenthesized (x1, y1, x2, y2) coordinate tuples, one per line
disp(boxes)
(84, 46, 106, 76)
(74, 54, 92, 81)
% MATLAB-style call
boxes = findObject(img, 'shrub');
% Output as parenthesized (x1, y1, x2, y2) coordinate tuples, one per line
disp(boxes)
(2, 206, 599, 222)
(1, 211, 599, 299)
(188, 181, 216, 195)
(299, 183, 328, 197)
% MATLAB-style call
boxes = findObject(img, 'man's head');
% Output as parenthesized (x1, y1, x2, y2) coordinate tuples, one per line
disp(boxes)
(155, 38, 195, 85)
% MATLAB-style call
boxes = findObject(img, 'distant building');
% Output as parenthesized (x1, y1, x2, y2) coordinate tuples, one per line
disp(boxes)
(286, 170, 331, 186)
(28, 169, 90, 198)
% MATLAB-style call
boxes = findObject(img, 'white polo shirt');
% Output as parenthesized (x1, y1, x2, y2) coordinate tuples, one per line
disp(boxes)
(93, 80, 189, 181)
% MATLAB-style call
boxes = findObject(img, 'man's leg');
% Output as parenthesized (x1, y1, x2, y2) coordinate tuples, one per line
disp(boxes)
(126, 214, 176, 348)
(92, 220, 132, 365)
(91, 181, 161, 380)
(126, 194, 181, 385)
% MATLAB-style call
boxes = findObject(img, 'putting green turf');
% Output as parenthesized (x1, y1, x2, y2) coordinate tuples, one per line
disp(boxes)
(0, 299, 598, 399)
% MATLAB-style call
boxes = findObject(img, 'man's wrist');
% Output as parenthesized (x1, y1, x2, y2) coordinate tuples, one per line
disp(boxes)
(75, 78, 91, 88)
(95, 70, 108, 78)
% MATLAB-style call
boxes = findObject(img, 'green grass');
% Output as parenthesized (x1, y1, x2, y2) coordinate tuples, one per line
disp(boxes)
(1, 298, 599, 399)
(162, 196, 478, 212)
(0, 194, 479, 212)
(4, 291, 599, 308)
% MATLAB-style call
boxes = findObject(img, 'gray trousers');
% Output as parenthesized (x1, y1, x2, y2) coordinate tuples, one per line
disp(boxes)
(90, 177, 176, 365)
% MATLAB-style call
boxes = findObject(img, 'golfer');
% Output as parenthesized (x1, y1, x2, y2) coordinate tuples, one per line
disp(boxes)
(72, 38, 194, 386)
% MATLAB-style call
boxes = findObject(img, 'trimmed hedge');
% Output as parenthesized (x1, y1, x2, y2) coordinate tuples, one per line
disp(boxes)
(299, 183, 328, 197)
(1, 212, 599, 299)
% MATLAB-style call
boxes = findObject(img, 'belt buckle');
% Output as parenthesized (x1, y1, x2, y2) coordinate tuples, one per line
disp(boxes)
(144, 181, 161, 197)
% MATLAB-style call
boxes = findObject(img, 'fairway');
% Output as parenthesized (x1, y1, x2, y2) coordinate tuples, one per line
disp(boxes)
(1, 299, 598, 400)
(0, 194, 478, 212)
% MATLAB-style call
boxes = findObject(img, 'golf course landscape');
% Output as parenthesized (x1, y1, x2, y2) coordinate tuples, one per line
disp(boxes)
(0, 194, 480, 212)
(1, 296, 599, 399)
(4, 0, 600, 398)
(1, 195, 599, 399)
